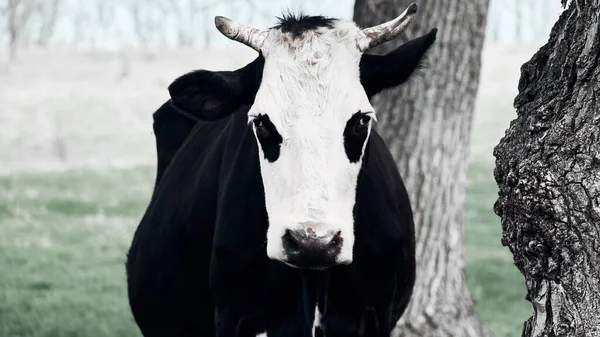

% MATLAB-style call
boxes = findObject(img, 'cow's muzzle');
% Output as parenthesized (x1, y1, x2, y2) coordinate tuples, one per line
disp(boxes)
(281, 228, 343, 270)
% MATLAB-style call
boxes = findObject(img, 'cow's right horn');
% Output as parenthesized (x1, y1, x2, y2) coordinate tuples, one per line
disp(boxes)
(356, 2, 418, 52)
(214, 16, 268, 52)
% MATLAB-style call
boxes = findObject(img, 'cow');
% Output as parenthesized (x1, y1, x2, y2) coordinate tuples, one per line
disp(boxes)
(126, 3, 437, 337)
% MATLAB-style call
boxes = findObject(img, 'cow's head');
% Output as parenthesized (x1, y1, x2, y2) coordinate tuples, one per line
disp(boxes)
(168, 3, 436, 269)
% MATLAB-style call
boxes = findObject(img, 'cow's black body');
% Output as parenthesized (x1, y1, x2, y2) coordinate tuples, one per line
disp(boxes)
(127, 100, 415, 337)
(126, 23, 437, 337)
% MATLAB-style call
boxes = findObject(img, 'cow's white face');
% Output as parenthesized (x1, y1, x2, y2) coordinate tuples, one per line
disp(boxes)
(248, 20, 376, 268)
(213, 3, 419, 268)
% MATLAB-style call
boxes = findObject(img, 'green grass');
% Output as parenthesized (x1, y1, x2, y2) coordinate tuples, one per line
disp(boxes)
(0, 167, 156, 337)
(465, 162, 530, 337)
(0, 162, 529, 337)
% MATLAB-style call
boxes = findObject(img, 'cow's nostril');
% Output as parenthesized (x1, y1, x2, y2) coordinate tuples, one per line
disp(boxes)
(329, 231, 342, 247)
(327, 231, 343, 256)
(283, 229, 301, 252)
(281, 229, 342, 269)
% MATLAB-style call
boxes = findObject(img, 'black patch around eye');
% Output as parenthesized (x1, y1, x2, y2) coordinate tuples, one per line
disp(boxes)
(253, 114, 283, 162)
(343, 111, 371, 163)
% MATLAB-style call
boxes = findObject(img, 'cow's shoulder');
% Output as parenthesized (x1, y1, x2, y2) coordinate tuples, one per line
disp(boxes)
(126, 106, 251, 285)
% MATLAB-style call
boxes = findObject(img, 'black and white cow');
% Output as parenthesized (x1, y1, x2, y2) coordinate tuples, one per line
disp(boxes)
(126, 3, 437, 337)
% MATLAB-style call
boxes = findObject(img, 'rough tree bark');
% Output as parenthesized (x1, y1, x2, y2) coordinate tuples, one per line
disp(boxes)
(353, 1, 491, 336)
(493, 1, 600, 336)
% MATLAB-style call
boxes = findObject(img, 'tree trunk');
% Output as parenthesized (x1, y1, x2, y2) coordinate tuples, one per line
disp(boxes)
(8, 0, 18, 61)
(493, 1, 600, 336)
(515, 0, 522, 43)
(353, 1, 490, 336)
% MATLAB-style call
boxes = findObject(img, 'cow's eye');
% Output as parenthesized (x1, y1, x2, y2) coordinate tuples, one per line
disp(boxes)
(251, 114, 283, 162)
(253, 118, 264, 128)
(358, 115, 371, 127)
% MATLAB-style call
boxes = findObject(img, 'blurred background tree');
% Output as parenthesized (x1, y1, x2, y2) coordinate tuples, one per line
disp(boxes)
(1, 0, 562, 56)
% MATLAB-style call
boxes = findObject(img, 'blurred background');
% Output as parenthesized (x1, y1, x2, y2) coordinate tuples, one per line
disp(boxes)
(0, 0, 564, 336)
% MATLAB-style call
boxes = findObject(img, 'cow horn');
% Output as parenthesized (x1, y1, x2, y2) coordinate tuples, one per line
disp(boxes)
(214, 16, 268, 52)
(356, 2, 418, 52)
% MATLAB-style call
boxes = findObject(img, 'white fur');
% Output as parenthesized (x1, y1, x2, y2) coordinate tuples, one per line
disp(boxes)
(256, 333, 267, 337)
(249, 20, 375, 264)
(312, 305, 322, 336)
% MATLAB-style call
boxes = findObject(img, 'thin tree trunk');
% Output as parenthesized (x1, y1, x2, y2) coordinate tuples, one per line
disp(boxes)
(515, 0, 522, 43)
(493, 1, 600, 336)
(8, 0, 18, 61)
(353, 1, 490, 336)
(35, 0, 62, 47)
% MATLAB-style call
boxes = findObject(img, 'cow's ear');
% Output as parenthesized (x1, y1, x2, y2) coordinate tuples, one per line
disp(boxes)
(360, 28, 437, 99)
(168, 55, 264, 121)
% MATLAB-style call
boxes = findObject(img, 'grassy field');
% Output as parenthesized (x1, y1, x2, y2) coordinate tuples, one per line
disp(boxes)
(0, 160, 529, 337)
(465, 162, 529, 336)
(0, 167, 154, 337)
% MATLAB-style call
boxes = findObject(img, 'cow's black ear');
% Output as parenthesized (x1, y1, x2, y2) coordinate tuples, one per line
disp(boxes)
(168, 55, 264, 121)
(360, 28, 437, 99)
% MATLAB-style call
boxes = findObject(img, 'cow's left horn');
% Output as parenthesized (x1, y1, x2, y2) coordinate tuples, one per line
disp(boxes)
(214, 16, 268, 52)
(356, 2, 418, 52)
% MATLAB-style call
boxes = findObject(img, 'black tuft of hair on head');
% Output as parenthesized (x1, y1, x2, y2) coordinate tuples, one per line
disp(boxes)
(272, 11, 337, 38)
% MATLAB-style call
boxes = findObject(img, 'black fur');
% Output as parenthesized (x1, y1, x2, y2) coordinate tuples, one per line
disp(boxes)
(359, 28, 438, 99)
(343, 111, 371, 163)
(168, 55, 264, 121)
(253, 114, 283, 162)
(272, 13, 336, 38)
